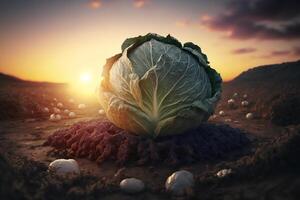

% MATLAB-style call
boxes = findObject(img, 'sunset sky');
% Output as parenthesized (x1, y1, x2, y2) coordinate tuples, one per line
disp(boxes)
(1, 0, 299, 87)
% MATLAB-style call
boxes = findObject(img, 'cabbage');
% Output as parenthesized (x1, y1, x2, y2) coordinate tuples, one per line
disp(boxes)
(99, 33, 222, 137)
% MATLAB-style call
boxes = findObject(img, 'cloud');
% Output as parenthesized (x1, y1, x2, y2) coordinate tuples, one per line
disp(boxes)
(259, 50, 291, 58)
(88, 0, 102, 9)
(270, 50, 290, 56)
(200, 0, 300, 40)
(133, 0, 148, 8)
(231, 48, 257, 54)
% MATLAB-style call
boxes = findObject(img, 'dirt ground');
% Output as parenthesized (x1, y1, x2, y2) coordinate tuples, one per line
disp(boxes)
(0, 82, 299, 199)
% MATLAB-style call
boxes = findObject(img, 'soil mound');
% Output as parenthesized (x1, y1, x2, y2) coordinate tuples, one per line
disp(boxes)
(45, 120, 250, 166)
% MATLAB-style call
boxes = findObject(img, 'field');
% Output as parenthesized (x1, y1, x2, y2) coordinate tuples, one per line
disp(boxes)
(0, 61, 300, 200)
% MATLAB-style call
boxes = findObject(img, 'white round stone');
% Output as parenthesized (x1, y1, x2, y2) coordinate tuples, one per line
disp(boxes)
(246, 112, 254, 119)
(49, 114, 56, 121)
(216, 168, 232, 178)
(53, 107, 61, 114)
(44, 107, 49, 113)
(48, 159, 80, 175)
(69, 112, 76, 118)
(98, 109, 105, 115)
(64, 109, 70, 114)
(219, 110, 225, 116)
(57, 102, 63, 108)
(224, 118, 232, 122)
(165, 170, 194, 196)
(78, 104, 86, 109)
(55, 114, 62, 120)
(227, 98, 235, 105)
(241, 101, 249, 107)
(49, 114, 61, 122)
(120, 178, 145, 194)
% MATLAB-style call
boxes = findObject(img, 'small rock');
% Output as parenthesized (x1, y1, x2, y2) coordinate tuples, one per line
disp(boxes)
(241, 101, 249, 107)
(48, 159, 80, 175)
(216, 168, 232, 178)
(64, 109, 70, 114)
(227, 98, 235, 105)
(49, 114, 61, 122)
(120, 178, 145, 194)
(165, 170, 194, 196)
(243, 94, 248, 99)
(78, 104, 86, 109)
(57, 102, 63, 108)
(43, 107, 50, 113)
(219, 110, 225, 116)
(98, 109, 105, 115)
(246, 113, 254, 119)
(69, 112, 76, 118)
(53, 98, 57, 102)
(224, 118, 232, 122)
(233, 92, 238, 98)
(53, 107, 61, 114)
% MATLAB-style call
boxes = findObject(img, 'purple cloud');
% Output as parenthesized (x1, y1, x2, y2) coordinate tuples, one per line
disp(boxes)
(200, 0, 300, 40)
(231, 48, 257, 54)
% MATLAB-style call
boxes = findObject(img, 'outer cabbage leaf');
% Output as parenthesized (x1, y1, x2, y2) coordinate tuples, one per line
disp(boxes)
(99, 33, 222, 137)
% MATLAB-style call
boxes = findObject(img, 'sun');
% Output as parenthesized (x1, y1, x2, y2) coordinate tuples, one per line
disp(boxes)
(80, 72, 92, 83)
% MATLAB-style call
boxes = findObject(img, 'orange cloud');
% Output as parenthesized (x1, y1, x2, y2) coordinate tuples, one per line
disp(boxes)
(133, 0, 148, 8)
(88, 0, 102, 9)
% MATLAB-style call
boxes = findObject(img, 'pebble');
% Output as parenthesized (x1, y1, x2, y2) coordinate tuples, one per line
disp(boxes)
(69, 112, 76, 118)
(43, 107, 50, 113)
(243, 94, 248, 99)
(246, 112, 254, 119)
(48, 159, 80, 175)
(165, 170, 194, 196)
(120, 178, 145, 194)
(241, 101, 249, 107)
(233, 92, 238, 98)
(98, 109, 105, 115)
(64, 109, 70, 114)
(219, 110, 225, 116)
(224, 118, 232, 122)
(57, 102, 63, 108)
(216, 168, 232, 178)
(78, 104, 86, 109)
(53, 107, 61, 114)
(227, 98, 235, 105)
(49, 114, 61, 122)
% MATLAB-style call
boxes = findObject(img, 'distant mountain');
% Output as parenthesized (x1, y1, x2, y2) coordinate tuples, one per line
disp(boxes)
(0, 72, 66, 87)
(0, 73, 24, 83)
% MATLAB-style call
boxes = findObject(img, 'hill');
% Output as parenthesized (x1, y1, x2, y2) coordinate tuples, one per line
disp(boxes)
(223, 60, 300, 126)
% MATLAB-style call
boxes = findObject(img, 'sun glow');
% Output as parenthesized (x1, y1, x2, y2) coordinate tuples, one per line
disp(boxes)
(69, 72, 98, 98)
(80, 72, 92, 83)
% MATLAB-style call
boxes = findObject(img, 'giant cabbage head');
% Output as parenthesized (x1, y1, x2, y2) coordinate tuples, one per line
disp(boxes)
(99, 33, 222, 137)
